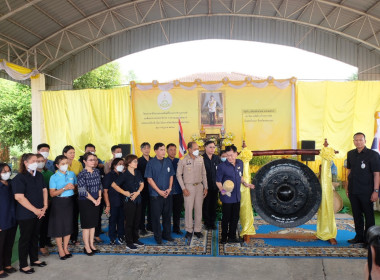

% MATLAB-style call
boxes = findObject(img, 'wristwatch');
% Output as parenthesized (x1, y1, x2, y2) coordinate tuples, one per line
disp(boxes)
(63, 187, 66, 191)
(374, 189, 379, 193)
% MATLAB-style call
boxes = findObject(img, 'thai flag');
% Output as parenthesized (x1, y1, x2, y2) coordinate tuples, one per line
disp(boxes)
(371, 112, 380, 154)
(178, 118, 187, 158)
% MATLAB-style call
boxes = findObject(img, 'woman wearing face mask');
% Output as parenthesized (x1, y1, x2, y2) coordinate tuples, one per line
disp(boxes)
(36, 154, 54, 256)
(77, 153, 103, 256)
(12, 153, 48, 274)
(62, 145, 82, 246)
(103, 158, 125, 245)
(48, 155, 76, 260)
(111, 154, 145, 251)
(0, 163, 17, 278)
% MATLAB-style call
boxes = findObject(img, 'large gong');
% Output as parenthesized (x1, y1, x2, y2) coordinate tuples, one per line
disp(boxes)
(252, 159, 321, 228)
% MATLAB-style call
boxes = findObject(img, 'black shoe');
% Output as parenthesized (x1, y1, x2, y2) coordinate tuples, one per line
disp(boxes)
(140, 229, 148, 235)
(220, 238, 227, 244)
(59, 256, 67, 260)
(91, 248, 100, 253)
(348, 237, 364, 244)
(185, 232, 192, 239)
(65, 253, 73, 258)
(228, 238, 240, 243)
(3, 267, 16, 274)
(31, 261, 47, 267)
(194, 232, 203, 238)
(0, 272, 8, 278)
(173, 230, 182, 235)
(94, 237, 103, 244)
(126, 243, 138, 251)
(134, 240, 144, 247)
(19, 268, 34, 274)
(163, 236, 174, 242)
(83, 248, 94, 256)
(155, 239, 162, 245)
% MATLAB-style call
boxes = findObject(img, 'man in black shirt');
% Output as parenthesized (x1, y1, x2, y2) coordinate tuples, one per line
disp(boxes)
(346, 132, 380, 244)
(137, 142, 152, 235)
(202, 141, 221, 230)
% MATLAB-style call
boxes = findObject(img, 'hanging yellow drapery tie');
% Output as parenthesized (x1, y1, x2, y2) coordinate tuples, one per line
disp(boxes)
(238, 147, 256, 237)
(316, 146, 337, 240)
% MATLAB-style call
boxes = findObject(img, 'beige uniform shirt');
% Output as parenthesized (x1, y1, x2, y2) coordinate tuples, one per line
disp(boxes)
(177, 154, 208, 190)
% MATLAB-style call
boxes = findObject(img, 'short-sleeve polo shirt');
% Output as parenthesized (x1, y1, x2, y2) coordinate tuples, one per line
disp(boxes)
(49, 170, 77, 197)
(12, 171, 47, 220)
(347, 147, 380, 195)
(144, 157, 174, 197)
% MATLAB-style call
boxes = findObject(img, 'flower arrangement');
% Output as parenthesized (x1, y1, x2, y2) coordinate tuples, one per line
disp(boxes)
(190, 134, 204, 147)
(222, 132, 235, 146)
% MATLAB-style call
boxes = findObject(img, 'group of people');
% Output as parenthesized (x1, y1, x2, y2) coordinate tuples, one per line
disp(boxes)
(0, 140, 254, 278)
(1, 131, 378, 278)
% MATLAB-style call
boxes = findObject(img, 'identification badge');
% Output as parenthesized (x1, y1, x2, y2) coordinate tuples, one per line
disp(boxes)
(167, 167, 170, 172)
(239, 171, 242, 176)
(361, 161, 366, 169)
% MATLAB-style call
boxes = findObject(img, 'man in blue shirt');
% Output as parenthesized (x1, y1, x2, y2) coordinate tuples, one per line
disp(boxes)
(216, 145, 254, 244)
(145, 143, 175, 244)
(37, 143, 55, 173)
(167, 143, 183, 235)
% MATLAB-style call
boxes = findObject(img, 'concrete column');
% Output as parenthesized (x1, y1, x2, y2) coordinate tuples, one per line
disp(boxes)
(31, 74, 46, 151)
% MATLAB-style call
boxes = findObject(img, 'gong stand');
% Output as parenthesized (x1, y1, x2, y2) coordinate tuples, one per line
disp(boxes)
(245, 140, 339, 245)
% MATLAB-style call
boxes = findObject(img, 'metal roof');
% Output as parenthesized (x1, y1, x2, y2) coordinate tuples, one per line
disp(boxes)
(1, 0, 380, 88)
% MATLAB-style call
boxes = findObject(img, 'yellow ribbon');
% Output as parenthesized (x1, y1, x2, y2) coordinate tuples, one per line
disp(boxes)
(316, 146, 337, 240)
(238, 147, 256, 236)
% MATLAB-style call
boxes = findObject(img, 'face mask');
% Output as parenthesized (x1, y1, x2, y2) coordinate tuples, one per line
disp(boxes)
(116, 165, 124, 172)
(28, 162, 38, 171)
(192, 150, 200, 157)
(1, 172, 11, 181)
(37, 162, 45, 169)
(221, 157, 227, 162)
(40, 152, 49, 159)
(115, 153, 122, 158)
(59, 164, 69, 173)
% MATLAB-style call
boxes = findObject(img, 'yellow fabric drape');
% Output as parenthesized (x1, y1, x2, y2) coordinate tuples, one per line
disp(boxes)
(42, 87, 132, 161)
(238, 148, 256, 237)
(0, 59, 39, 79)
(297, 81, 380, 181)
(316, 146, 337, 240)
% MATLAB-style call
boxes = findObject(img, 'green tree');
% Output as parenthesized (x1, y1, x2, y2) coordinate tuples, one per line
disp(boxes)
(73, 62, 123, 89)
(0, 79, 32, 160)
(348, 73, 358, 81)
(124, 70, 140, 84)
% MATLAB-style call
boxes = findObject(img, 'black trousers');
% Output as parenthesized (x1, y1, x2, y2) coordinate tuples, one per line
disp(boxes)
(18, 218, 41, 268)
(203, 189, 219, 227)
(0, 226, 17, 270)
(139, 191, 152, 230)
(70, 194, 79, 242)
(150, 195, 172, 241)
(221, 202, 240, 240)
(209, 112, 216, 125)
(108, 205, 125, 241)
(172, 193, 184, 232)
(349, 193, 375, 241)
(123, 201, 142, 245)
(39, 206, 51, 248)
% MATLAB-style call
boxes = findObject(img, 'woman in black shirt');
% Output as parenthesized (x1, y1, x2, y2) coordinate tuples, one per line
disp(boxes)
(12, 153, 48, 274)
(112, 154, 144, 251)
(0, 163, 17, 277)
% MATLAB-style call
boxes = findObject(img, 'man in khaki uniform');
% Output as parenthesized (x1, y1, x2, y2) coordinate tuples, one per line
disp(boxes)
(177, 142, 208, 239)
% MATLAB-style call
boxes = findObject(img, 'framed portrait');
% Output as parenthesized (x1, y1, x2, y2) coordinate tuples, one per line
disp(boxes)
(199, 91, 225, 128)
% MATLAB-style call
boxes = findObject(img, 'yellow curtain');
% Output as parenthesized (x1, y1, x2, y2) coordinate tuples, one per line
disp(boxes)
(238, 147, 256, 237)
(297, 81, 380, 180)
(42, 87, 132, 161)
(316, 146, 337, 240)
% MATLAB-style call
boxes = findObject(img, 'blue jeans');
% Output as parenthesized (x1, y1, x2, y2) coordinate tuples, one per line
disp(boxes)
(108, 205, 125, 240)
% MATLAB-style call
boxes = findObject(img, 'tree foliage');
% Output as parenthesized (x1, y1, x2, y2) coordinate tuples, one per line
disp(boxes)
(0, 79, 32, 149)
(73, 62, 123, 89)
